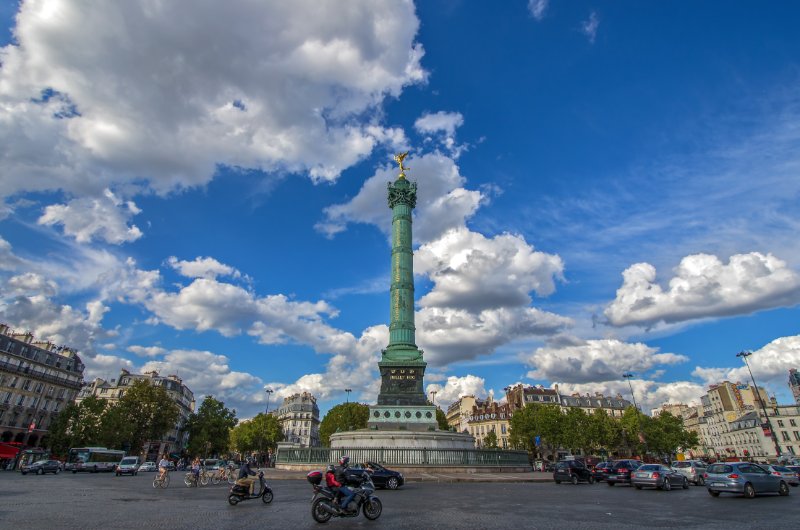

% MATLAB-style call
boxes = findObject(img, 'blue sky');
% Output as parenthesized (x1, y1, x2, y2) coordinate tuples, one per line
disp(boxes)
(2, 0, 800, 419)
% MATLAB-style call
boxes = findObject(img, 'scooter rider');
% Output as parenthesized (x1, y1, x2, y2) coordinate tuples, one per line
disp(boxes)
(236, 458, 258, 495)
(333, 455, 356, 512)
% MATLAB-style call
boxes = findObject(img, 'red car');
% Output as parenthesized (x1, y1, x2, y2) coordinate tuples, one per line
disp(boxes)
(591, 461, 613, 482)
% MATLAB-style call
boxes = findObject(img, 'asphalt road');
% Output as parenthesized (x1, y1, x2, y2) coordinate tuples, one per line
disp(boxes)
(1, 470, 798, 529)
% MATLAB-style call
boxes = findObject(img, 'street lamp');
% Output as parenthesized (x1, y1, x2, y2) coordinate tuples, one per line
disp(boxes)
(736, 350, 781, 458)
(622, 372, 644, 455)
(430, 390, 437, 407)
(265, 388, 273, 414)
(345, 388, 352, 403)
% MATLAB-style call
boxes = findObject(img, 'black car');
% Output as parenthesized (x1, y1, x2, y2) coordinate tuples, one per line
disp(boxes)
(591, 461, 613, 482)
(606, 459, 642, 486)
(553, 460, 594, 485)
(347, 462, 405, 490)
(21, 459, 61, 475)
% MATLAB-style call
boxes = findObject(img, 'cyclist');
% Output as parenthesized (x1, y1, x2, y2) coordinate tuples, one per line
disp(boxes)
(191, 457, 201, 484)
(157, 454, 170, 482)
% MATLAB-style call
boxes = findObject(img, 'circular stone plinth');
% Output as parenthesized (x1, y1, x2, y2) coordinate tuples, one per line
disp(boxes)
(330, 429, 475, 450)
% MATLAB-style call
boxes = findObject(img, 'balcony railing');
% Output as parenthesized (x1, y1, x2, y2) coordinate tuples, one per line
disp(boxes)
(276, 447, 530, 467)
(0, 358, 83, 389)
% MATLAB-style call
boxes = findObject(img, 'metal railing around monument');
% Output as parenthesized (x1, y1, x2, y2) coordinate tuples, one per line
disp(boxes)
(276, 447, 530, 467)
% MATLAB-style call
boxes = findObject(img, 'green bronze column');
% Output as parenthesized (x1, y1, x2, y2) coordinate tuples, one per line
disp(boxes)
(385, 170, 421, 357)
(370, 153, 434, 425)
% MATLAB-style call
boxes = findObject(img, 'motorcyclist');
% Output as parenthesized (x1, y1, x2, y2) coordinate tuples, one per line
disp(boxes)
(236, 458, 259, 495)
(333, 455, 355, 513)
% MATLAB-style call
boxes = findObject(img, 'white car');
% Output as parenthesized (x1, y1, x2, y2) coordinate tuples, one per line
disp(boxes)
(138, 461, 157, 472)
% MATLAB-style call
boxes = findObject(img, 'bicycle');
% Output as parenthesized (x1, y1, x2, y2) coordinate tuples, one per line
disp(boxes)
(185, 469, 210, 487)
(152, 471, 170, 488)
(212, 466, 236, 485)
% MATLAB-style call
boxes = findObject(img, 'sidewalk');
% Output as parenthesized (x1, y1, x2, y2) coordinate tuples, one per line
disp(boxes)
(261, 467, 553, 483)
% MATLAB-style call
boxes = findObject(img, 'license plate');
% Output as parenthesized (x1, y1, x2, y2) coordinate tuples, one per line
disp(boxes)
(635, 472, 648, 478)
(710, 482, 725, 487)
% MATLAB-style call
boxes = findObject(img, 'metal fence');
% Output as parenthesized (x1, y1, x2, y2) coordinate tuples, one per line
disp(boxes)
(276, 447, 529, 467)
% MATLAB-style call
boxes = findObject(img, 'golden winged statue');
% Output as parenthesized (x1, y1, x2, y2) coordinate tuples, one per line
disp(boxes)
(394, 152, 410, 178)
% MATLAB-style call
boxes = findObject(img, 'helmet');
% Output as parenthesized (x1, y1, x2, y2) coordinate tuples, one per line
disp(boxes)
(339, 455, 350, 467)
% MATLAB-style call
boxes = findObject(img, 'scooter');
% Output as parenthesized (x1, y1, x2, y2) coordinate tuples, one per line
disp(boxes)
(307, 469, 382, 523)
(228, 471, 273, 506)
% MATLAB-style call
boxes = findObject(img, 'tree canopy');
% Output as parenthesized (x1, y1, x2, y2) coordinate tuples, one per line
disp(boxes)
(47, 381, 178, 455)
(186, 396, 237, 457)
(230, 413, 284, 454)
(319, 402, 369, 447)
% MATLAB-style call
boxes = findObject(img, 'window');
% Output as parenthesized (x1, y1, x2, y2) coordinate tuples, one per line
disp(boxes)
(31, 397, 39, 408)
(17, 395, 25, 406)
(35, 382, 43, 393)
(22, 379, 31, 391)
(791, 419, 797, 427)
(3, 392, 11, 404)
(9, 376, 18, 388)
(794, 431, 800, 441)
(778, 420, 785, 427)
(782, 432, 791, 442)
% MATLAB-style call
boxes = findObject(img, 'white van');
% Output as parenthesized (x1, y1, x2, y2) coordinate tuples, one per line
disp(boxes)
(116, 456, 140, 476)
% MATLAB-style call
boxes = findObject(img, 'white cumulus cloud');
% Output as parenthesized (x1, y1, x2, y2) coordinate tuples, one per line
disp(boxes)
(526, 338, 688, 384)
(167, 256, 242, 280)
(426, 374, 490, 409)
(604, 252, 800, 328)
(38, 189, 142, 244)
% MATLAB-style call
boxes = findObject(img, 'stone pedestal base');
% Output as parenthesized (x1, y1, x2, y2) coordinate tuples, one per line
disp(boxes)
(330, 429, 475, 450)
(367, 404, 437, 431)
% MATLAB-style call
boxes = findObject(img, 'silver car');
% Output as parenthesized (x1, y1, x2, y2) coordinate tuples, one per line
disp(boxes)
(632, 464, 689, 490)
(765, 464, 800, 487)
(705, 461, 790, 498)
(671, 460, 707, 485)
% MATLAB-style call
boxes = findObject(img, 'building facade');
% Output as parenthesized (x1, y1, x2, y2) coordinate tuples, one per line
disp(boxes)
(0, 324, 85, 448)
(467, 397, 512, 449)
(274, 392, 320, 447)
(445, 395, 477, 433)
(77, 369, 195, 458)
(790, 369, 800, 405)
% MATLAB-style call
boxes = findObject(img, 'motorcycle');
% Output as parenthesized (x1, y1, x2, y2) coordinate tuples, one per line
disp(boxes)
(307, 469, 382, 523)
(228, 471, 274, 506)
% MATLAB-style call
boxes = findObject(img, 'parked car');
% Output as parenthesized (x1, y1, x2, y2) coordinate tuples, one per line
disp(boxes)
(765, 464, 800, 487)
(202, 459, 222, 470)
(591, 461, 613, 482)
(606, 459, 642, 486)
(347, 462, 405, 490)
(787, 465, 800, 479)
(672, 460, 707, 486)
(138, 461, 157, 472)
(632, 464, 689, 490)
(20, 459, 62, 475)
(115, 456, 140, 476)
(553, 459, 594, 485)
(705, 462, 790, 498)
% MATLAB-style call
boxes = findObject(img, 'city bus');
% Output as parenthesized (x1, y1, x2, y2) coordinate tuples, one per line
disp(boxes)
(66, 447, 125, 473)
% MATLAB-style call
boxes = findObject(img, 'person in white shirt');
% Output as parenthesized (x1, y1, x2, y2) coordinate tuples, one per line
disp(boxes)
(158, 455, 170, 481)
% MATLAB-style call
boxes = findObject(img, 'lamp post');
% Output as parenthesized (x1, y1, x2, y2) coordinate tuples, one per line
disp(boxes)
(265, 388, 273, 414)
(737, 350, 781, 458)
(622, 372, 643, 456)
(345, 388, 352, 403)
(430, 390, 437, 407)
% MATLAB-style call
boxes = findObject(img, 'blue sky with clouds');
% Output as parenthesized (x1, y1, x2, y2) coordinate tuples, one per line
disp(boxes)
(2, 0, 800, 418)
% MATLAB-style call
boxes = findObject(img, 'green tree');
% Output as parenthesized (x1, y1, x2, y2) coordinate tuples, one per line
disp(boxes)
(585, 408, 622, 456)
(509, 404, 539, 453)
(561, 408, 590, 454)
(483, 429, 499, 449)
(230, 413, 284, 454)
(645, 412, 699, 461)
(114, 379, 179, 454)
(186, 396, 237, 457)
(319, 402, 369, 447)
(620, 406, 646, 456)
(435, 407, 449, 431)
(46, 402, 81, 456)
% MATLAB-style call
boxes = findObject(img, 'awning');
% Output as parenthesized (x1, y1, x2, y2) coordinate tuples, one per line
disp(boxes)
(0, 444, 20, 459)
